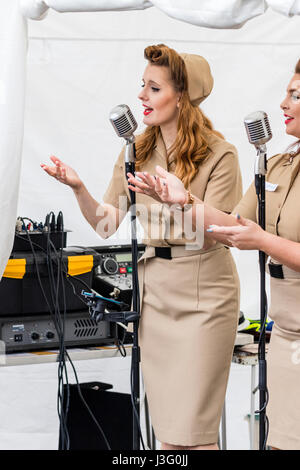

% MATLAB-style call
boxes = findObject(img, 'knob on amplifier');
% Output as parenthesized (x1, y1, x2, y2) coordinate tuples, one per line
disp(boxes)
(102, 257, 119, 275)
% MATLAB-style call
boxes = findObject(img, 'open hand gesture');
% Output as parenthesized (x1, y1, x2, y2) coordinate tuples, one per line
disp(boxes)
(127, 165, 188, 207)
(41, 156, 82, 191)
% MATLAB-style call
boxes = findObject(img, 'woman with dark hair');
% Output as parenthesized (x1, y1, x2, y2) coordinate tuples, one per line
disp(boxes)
(128, 58, 300, 450)
(41, 44, 242, 450)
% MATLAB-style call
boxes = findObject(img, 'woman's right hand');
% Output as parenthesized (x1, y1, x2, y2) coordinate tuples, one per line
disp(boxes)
(40, 156, 83, 191)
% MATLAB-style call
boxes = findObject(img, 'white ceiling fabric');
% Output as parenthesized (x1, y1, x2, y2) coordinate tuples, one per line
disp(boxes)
(268, 0, 300, 16)
(20, 0, 300, 28)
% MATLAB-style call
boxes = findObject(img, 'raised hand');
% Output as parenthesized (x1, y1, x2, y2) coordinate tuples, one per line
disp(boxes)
(207, 214, 265, 250)
(40, 156, 83, 191)
(127, 165, 188, 207)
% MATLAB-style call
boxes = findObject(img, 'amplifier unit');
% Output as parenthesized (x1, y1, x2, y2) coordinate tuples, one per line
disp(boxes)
(0, 311, 111, 352)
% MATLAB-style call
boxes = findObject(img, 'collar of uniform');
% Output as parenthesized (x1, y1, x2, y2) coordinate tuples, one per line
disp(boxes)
(282, 152, 299, 166)
(288, 154, 300, 187)
(271, 154, 300, 235)
(153, 133, 176, 169)
(153, 133, 167, 161)
(280, 153, 300, 191)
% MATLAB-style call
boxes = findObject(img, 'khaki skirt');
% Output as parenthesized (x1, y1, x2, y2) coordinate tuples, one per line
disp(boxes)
(138, 244, 240, 446)
(267, 275, 300, 450)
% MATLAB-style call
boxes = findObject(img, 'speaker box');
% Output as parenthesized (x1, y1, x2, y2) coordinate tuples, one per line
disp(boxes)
(59, 382, 133, 450)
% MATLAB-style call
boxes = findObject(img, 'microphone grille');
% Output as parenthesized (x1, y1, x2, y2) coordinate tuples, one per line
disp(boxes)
(244, 111, 272, 147)
(109, 104, 138, 139)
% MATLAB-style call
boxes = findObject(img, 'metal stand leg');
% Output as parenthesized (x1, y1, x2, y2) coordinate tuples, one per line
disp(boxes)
(144, 394, 152, 449)
(143, 393, 156, 450)
(250, 364, 257, 450)
(151, 427, 156, 450)
(221, 401, 227, 450)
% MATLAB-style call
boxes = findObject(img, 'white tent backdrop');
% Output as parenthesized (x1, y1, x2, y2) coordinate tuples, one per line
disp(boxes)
(0, 1, 299, 450)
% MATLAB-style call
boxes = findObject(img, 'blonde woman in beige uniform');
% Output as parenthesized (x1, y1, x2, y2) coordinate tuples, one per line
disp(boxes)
(41, 44, 242, 450)
(128, 59, 300, 450)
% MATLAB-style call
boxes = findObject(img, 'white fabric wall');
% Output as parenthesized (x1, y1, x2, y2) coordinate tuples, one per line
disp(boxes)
(0, 1, 27, 278)
(21, 6, 299, 317)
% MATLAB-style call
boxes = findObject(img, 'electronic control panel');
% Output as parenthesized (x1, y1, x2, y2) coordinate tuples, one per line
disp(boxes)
(91, 245, 145, 305)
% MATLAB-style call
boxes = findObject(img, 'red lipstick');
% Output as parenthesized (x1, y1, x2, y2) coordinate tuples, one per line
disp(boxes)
(284, 114, 294, 125)
(143, 104, 153, 116)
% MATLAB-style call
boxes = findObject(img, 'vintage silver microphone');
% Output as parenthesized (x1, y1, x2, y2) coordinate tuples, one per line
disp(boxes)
(244, 111, 272, 175)
(109, 104, 138, 164)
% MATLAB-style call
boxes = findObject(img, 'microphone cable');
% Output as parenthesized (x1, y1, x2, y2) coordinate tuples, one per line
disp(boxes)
(128, 173, 146, 451)
(18, 216, 112, 450)
(46, 214, 70, 450)
(15, 234, 130, 358)
(46, 242, 130, 360)
(45, 212, 112, 450)
(255, 183, 270, 449)
(18, 217, 70, 449)
(17, 216, 145, 449)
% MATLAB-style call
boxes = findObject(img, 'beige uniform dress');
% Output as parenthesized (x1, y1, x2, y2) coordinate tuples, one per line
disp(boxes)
(234, 152, 300, 450)
(103, 131, 242, 446)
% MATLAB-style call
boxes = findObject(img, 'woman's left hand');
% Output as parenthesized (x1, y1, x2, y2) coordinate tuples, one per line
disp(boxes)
(208, 214, 265, 250)
(127, 166, 187, 206)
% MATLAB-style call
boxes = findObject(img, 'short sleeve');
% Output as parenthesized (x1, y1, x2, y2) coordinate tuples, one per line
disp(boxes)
(232, 153, 284, 222)
(232, 182, 257, 222)
(203, 149, 243, 213)
(102, 148, 130, 212)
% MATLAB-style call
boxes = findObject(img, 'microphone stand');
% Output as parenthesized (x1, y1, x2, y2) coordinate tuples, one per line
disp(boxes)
(124, 136, 141, 451)
(254, 146, 268, 450)
(85, 135, 142, 450)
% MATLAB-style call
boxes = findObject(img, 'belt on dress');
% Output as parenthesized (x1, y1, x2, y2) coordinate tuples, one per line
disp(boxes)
(267, 259, 300, 279)
(155, 247, 172, 259)
(142, 244, 220, 261)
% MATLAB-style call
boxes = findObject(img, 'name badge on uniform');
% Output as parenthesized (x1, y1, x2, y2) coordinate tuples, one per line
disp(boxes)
(265, 182, 278, 192)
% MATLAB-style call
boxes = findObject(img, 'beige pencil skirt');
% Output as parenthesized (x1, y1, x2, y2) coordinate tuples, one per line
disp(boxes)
(266, 275, 300, 450)
(137, 244, 240, 446)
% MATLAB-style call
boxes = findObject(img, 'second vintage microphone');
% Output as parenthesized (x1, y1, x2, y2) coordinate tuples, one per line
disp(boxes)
(244, 110, 272, 451)
(244, 110, 272, 175)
